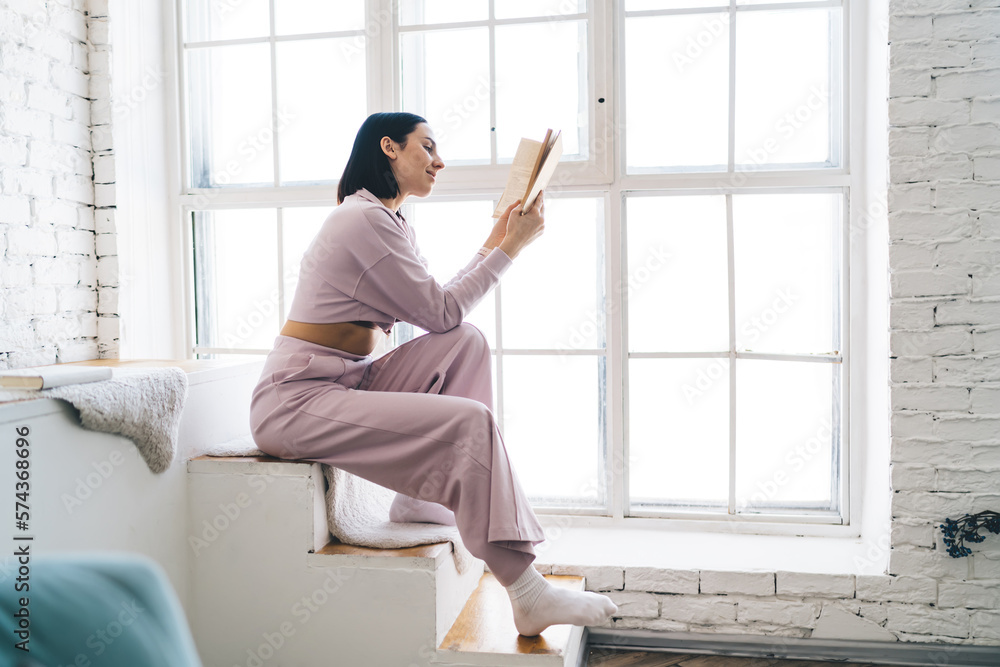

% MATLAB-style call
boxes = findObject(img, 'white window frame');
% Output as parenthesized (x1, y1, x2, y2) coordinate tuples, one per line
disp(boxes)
(171, 0, 861, 536)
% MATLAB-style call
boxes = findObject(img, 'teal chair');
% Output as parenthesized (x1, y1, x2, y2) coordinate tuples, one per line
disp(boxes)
(0, 552, 202, 667)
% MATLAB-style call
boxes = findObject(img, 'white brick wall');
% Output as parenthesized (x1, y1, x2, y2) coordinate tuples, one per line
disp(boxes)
(0, 0, 115, 369)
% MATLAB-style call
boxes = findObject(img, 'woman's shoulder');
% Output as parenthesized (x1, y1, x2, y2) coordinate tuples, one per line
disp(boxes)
(335, 189, 407, 239)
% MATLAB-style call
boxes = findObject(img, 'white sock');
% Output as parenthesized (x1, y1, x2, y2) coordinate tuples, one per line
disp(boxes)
(388, 493, 457, 526)
(505, 566, 618, 637)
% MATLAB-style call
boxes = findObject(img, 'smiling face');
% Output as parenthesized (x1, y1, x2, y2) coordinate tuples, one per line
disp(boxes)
(381, 123, 445, 201)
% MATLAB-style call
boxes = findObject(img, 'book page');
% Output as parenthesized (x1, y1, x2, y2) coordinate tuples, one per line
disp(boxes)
(492, 138, 543, 218)
(520, 131, 562, 213)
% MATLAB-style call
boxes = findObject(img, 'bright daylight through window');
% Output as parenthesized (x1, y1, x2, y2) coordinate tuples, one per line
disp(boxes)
(178, 0, 849, 524)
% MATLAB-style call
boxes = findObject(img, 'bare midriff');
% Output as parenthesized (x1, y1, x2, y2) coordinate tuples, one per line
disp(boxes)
(280, 319, 386, 356)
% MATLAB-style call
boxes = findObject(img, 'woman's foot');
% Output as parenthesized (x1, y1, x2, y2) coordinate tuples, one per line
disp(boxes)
(388, 493, 457, 526)
(506, 566, 618, 636)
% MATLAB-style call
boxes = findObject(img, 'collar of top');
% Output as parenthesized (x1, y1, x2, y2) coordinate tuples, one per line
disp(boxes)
(353, 187, 408, 227)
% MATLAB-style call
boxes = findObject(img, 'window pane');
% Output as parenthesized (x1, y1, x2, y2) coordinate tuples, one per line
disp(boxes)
(401, 200, 499, 348)
(495, 21, 585, 160)
(281, 207, 329, 319)
(400, 0, 488, 25)
(626, 195, 728, 353)
(735, 9, 838, 169)
(503, 355, 602, 505)
(401, 28, 491, 163)
(185, 0, 269, 42)
(275, 0, 365, 34)
(736, 359, 836, 511)
(626, 13, 729, 171)
(276, 39, 367, 184)
(194, 209, 279, 350)
(495, 0, 586, 20)
(629, 358, 729, 508)
(502, 198, 602, 350)
(187, 44, 274, 187)
(626, 0, 726, 9)
(733, 193, 839, 355)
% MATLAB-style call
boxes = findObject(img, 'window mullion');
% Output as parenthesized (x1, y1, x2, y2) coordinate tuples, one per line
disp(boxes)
(727, 0, 737, 173)
(268, 0, 280, 186)
(488, 0, 497, 165)
(726, 193, 737, 516)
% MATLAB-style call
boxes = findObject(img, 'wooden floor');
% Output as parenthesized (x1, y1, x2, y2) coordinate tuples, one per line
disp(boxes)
(586, 651, 887, 667)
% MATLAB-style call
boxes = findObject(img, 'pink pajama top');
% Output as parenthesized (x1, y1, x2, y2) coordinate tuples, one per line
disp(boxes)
(286, 188, 512, 334)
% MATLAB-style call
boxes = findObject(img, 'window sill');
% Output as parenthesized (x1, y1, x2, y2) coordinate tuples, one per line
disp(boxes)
(533, 516, 888, 576)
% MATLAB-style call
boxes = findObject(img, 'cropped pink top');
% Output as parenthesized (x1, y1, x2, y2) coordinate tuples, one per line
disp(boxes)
(286, 188, 512, 334)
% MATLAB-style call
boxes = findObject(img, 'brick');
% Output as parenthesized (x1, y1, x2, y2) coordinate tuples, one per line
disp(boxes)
(891, 155, 972, 183)
(94, 207, 115, 234)
(550, 565, 623, 591)
(939, 580, 1000, 609)
(93, 154, 114, 184)
(933, 125, 1000, 153)
(32, 256, 79, 286)
(933, 10, 1000, 41)
(54, 173, 93, 204)
(975, 156, 1000, 181)
(889, 210, 974, 240)
(891, 411, 935, 439)
(886, 604, 970, 638)
(56, 229, 93, 256)
(96, 315, 119, 343)
(890, 98, 970, 126)
(98, 286, 117, 315)
(659, 596, 736, 625)
(625, 567, 699, 594)
(937, 300, 1000, 326)
(3, 168, 53, 198)
(889, 183, 932, 211)
(968, 328, 1000, 354)
(7, 226, 56, 256)
(890, 68, 932, 98)
(973, 275, 1000, 298)
(776, 572, 855, 598)
(934, 415, 1000, 441)
(57, 285, 97, 312)
(57, 340, 98, 363)
(935, 182, 1000, 210)
(700, 571, 774, 596)
(888, 127, 931, 156)
(980, 211, 1000, 237)
(892, 41, 972, 69)
(891, 356, 934, 383)
(606, 592, 658, 618)
(94, 183, 114, 207)
(890, 464, 937, 491)
(935, 355, 1000, 382)
(0, 135, 29, 166)
(971, 386, 1000, 413)
(736, 600, 820, 627)
(971, 610, 1000, 640)
(891, 383, 969, 413)
(890, 328, 973, 355)
(0, 195, 32, 224)
(936, 239, 1000, 269)
(96, 255, 118, 287)
(0, 260, 33, 288)
(936, 467, 1000, 493)
(893, 491, 1000, 519)
(972, 97, 1000, 123)
(88, 17, 109, 45)
(936, 68, 1000, 101)
(891, 521, 937, 548)
(890, 300, 937, 328)
(27, 83, 70, 118)
(95, 232, 116, 257)
(889, 14, 932, 41)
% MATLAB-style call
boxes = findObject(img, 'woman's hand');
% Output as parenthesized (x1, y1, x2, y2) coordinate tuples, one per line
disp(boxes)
(483, 201, 519, 249)
(498, 191, 545, 260)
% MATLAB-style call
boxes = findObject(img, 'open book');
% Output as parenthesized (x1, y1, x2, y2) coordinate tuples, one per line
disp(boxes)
(492, 129, 563, 218)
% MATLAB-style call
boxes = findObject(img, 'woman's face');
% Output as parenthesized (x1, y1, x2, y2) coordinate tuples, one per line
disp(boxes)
(384, 123, 445, 199)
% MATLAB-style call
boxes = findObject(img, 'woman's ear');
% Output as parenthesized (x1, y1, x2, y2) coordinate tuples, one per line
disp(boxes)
(380, 136, 396, 160)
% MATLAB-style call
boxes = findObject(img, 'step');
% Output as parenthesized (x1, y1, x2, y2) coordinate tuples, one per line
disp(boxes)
(435, 573, 587, 667)
(187, 454, 483, 666)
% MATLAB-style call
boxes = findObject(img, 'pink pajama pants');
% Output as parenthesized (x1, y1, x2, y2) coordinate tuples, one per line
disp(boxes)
(249, 323, 545, 585)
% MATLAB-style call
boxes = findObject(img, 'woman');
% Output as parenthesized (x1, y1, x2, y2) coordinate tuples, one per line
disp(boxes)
(250, 112, 616, 636)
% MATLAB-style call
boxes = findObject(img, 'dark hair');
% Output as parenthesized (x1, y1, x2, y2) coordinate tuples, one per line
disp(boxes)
(337, 112, 428, 204)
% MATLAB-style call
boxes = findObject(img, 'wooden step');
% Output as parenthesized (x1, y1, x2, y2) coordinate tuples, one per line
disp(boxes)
(435, 573, 587, 667)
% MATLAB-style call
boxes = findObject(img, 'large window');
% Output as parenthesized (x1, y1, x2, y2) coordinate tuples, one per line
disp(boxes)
(178, 0, 850, 525)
